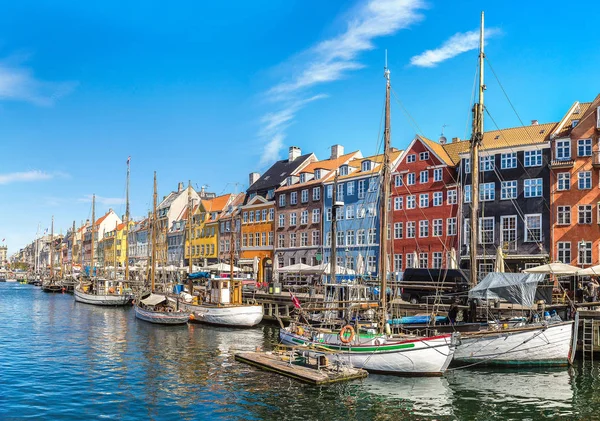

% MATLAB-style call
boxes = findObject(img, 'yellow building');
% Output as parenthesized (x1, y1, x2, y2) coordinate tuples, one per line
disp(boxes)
(102, 221, 133, 271)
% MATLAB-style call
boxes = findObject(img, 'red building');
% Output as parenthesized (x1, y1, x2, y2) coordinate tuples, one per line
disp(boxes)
(391, 135, 460, 271)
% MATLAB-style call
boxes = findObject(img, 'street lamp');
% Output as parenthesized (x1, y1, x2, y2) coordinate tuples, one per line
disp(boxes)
(579, 239, 587, 269)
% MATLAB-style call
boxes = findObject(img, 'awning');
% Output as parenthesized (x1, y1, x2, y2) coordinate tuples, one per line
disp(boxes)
(140, 294, 167, 306)
(278, 263, 315, 273)
(469, 272, 544, 306)
(523, 262, 580, 275)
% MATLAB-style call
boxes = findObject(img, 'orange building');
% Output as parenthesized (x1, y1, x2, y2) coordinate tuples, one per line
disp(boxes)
(239, 196, 275, 283)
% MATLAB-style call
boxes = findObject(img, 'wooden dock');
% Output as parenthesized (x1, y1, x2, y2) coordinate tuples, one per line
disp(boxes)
(234, 351, 368, 385)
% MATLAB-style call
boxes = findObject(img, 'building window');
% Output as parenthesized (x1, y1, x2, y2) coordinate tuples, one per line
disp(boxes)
(367, 256, 377, 273)
(524, 150, 543, 167)
(255, 233, 260, 247)
(345, 230, 354, 246)
(300, 211, 308, 225)
(557, 173, 570, 191)
(346, 256, 355, 270)
(478, 217, 494, 244)
(249, 212, 254, 223)
(243, 212, 248, 223)
(356, 205, 365, 218)
(290, 192, 298, 205)
(464, 158, 471, 174)
(268, 208, 274, 221)
(419, 194, 429, 208)
(367, 204, 376, 217)
(262, 209, 267, 221)
(394, 175, 403, 187)
(406, 173, 415, 185)
(464, 185, 471, 203)
(394, 222, 403, 239)
(312, 231, 320, 246)
(419, 170, 429, 184)
(407, 154, 416, 163)
(578, 139, 592, 157)
(524, 178, 543, 197)
(501, 180, 517, 200)
(290, 213, 297, 226)
(433, 252, 443, 269)
(447, 218, 457, 236)
(326, 207, 332, 221)
(578, 205, 592, 224)
(419, 151, 429, 161)
(362, 160, 372, 172)
(268, 232, 273, 246)
(501, 152, 517, 169)
(289, 233, 297, 247)
(447, 190, 457, 205)
(394, 196, 403, 210)
(339, 165, 349, 176)
(433, 168, 442, 182)
(278, 214, 285, 228)
(346, 205, 354, 219)
(557, 242, 570, 264)
(279, 195, 286, 207)
(336, 184, 344, 201)
(578, 171, 592, 190)
(301, 189, 309, 203)
(262, 232, 267, 246)
(419, 253, 428, 268)
(500, 215, 517, 250)
(407, 222, 416, 238)
(433, 219, 443, 237)
(313, 187, 321, 201)
(312, 209, 320, 224)
(300, 232, 308, 247)
(480, 155, 494, 172)
(326, 232, 331, 246)
(356, 230, 365, 245)
(419, 220, 429, 238)
(433, 192, 443, 206)
(407, 195, 416, 209)
(326, 185, 333, 198)
(524, 214, 542, 242)
(394, 254, 403, 272)
(368, 178, 378, 192)
(406, 253, 415, 269)
(255, 210, 261, 222)
(480, 182, 495, 201)
(314, 169, 321, 180)
(557, 206, 571, 225)
(368, 228, 376, 244)
(479, 263, 493, 280)
(358, 180, 366, 198)
(556, 140, 570, 161)
(578, 241, 592, 266)
(347, 182, 355, 196)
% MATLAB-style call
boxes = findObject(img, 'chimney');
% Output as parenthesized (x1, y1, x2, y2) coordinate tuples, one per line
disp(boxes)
(330, 144, 344, 160)
(452, 137, 460, 143)
(249, 172, 260, 187)
(531, 120, 539, 126)
(288, 146, 301, 162)
(178, 182, 183, 192)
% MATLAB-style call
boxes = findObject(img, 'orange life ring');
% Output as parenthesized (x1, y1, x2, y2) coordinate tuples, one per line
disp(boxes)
(339, 325, 355, 344)
(108, 287, 115, 294)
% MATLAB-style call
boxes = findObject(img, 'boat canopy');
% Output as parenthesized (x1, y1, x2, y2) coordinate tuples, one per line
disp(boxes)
(188, 271, 210, 280)
(469, 272, 544, 306)
(141, 294, 167, 306)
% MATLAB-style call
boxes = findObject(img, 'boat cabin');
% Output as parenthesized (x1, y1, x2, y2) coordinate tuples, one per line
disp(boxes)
(208, 278, 243, 305)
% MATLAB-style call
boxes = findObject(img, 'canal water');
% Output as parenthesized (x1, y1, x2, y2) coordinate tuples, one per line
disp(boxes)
(1, 283, 599, 421)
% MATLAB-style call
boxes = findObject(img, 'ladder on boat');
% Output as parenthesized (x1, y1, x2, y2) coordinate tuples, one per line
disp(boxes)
(582, 318, 595, 361)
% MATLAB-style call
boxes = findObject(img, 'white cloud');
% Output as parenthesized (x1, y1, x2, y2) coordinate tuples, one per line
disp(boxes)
(0, 54, 77, 106)
(0, 170, 54, 184)
(259, 0, 425, 161)
(409, 28, 501, 68)
(79, 195, 126, 206)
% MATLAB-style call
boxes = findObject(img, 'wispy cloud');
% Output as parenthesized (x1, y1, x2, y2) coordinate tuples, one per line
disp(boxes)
(409, 28, 501, 68)
(0, 54, 77, 106)
(79, 195, 125, 206)
(259, 0, 426, 163)
(0, 170, 56, 185)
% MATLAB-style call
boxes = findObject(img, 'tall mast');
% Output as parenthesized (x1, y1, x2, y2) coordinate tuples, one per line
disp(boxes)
(187, 181, 193, 274)
(151, 172, 157, 292)
(469, 12, 485, 288)
(71, 221, 76, 276)
(91, 195, 96, 278)
(125, 156, 130, 283)
(378, 53, 392, 332)
(114, 220, 118, 280)
(50, 216, 54, 279)
(331, 171, 339, 283)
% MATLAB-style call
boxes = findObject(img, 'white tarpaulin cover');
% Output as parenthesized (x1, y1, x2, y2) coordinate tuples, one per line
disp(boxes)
(277, 263, 314, 273)
(140, 294, 167, 306)
(469, 272, 544, 307)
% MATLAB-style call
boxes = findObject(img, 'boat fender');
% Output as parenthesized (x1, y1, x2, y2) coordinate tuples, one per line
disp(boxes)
(296, 326, 305, 336)
(189, 313, 195, 321)
(339, 325, 355, 344)
(108, 287, 115, 294)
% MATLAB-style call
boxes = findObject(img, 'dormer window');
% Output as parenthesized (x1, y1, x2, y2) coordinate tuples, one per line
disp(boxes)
(314, 169, 321, 180)
(287, 176, 293, 186)
(572, 120, 579, 128)
(361, 160, 372, 172)
(299, 173, 306, 183)
(339, 165, 349, 176)
(267, 189, 275, 200)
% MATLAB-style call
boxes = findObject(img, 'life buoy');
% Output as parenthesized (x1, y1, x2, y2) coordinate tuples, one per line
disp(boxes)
(108, 287, 115, 294)
(339, 325, 355, 344)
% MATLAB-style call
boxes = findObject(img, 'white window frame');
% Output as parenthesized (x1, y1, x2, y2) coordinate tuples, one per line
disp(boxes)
(500, 215, 517, 250)
(556, 139, 570, 161)
(500, 152, 517, 169)
(524, 214, 542, 242)
(478, 216, 495, 244)
(501, 180, 517, 200)
(433, 192, 443, 206)
(433, 168, 442, 182)
(557, 206, 571, 225)
(578, 171, 592, 190)
(524, 178, 543, 198)
(557, 173, 570, 191)
(524, 150, 543, 167)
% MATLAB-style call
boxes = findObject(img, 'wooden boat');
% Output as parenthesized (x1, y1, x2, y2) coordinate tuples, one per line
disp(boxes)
(134, 293, 190, 325)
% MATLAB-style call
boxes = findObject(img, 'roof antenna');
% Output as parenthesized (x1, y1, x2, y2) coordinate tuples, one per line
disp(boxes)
(439, 124, 448, 144)
(384, 49, 390, 81)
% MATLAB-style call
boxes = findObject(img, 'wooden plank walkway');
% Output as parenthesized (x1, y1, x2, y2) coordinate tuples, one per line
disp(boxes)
(234, 351, 368, 385)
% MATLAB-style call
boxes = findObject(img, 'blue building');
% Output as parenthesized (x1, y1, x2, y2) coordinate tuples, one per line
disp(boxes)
(322, 150, 402, 280)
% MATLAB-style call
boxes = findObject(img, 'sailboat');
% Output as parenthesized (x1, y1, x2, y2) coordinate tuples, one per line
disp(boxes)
(134, 172, 191, 324)
(74, 194, 133, 306)
(452, 12, 575, 366)
(59, 221, 78, 293)
(179, 181, 263, 327)
(279, 57, 456, 375)
(42, 216, 63, 293)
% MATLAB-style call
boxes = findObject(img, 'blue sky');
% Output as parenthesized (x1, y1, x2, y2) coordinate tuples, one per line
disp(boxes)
(1, 0, 600, 254)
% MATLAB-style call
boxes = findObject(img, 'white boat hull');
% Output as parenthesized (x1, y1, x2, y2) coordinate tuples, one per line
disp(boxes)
(279, 328, 455, 375)
(6, 279, 17, 283)
(180, 302, 263, 327)
(74, 286, 133, 306)
(453, 321, 574, 365)
(134, 305, 190, 325)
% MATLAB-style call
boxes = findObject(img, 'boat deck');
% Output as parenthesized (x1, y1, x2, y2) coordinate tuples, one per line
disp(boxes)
(234, 350, 367, 385)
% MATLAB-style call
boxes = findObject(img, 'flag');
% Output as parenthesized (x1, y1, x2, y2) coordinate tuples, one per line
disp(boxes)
(290, 292, 301, 309)
(127, 156, 131, 164)
(1, 238, 4, 242)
